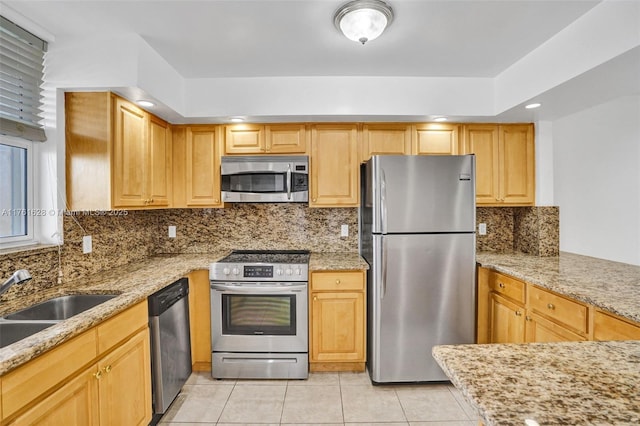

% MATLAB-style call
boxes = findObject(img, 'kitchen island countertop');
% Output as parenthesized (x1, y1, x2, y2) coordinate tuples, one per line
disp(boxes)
(433, 340, 640, 426)
(0, 251, 367, 375)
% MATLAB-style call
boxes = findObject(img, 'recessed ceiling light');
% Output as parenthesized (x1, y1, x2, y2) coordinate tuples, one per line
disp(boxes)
(137, 100, 155, 108)
(525, 103, 541, 109)
(230, 117, 245, 123)
(433, 116, 448, 122)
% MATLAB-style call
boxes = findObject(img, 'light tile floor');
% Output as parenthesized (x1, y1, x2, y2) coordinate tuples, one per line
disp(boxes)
(159, 371, 480, 425)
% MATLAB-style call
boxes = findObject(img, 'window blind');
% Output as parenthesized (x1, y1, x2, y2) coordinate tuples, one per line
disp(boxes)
(0, 15, 47, 142)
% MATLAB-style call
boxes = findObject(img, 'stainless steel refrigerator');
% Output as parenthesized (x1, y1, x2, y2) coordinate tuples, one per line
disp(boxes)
(360, 155, 476, 383)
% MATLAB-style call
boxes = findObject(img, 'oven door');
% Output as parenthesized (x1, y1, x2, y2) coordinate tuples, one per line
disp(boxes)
(210, 282, 308, 353)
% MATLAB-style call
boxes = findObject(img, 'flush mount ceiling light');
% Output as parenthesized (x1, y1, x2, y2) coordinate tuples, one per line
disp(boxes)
(525, 102, 542, 109)
(334, 0, 394, 45)
(229, 117, 245, 123)
(433, 116, 448, 122)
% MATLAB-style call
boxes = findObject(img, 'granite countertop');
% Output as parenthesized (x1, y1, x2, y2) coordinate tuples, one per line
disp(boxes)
(476, 251, 640, 323)
(0, 251, 367, 375)
(433, 341, 640, 426)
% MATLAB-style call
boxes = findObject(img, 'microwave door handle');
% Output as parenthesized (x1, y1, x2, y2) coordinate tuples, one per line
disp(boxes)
(286, 164, 292, 200)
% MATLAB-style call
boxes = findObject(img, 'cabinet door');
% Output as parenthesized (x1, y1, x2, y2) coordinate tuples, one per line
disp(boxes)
(361, 124, 411, 162)
(7, 367, 99, 426)
(186, 127, 223, 206)
(490, 293, 525, 343)
(310, 124, 359, 207)
(412, 123, 459, 155)
(499, 124, 534, 204)
(98, 329, 152, 426)
(311, 291, 365, 363)
(266, 124, 307, 153)
(525, 311, 586, 343)
(593, 310, 640, 341)
(147, 115, 172, 207)
(225, 124, 265, 154)
(112, 97, 148, 208)
(188, 270, 212, 371)
(463, 124, 500, 204)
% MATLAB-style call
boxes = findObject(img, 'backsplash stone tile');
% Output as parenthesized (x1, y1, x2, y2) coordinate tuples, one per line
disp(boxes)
(150, 204, 358, 254)
(476, 207, 514, 252)
(514, 206, 559, 256)
(2, 204, 559, 301)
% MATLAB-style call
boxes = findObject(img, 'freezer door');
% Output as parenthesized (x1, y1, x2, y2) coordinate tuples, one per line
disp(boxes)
(367, 155, 475, 233)
(367, 233, 476, 383)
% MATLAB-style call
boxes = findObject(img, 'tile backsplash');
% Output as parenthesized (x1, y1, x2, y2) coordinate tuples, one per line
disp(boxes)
(2, 204, 558, 299)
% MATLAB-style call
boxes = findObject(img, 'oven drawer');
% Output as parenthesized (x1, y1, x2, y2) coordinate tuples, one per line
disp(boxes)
(212, 352, 308, 379)
(311, 271, 364, 291)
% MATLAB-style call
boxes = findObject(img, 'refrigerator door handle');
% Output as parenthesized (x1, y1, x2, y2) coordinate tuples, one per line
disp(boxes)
(380, 168, 387, 234)
(381, 236, 387, 299)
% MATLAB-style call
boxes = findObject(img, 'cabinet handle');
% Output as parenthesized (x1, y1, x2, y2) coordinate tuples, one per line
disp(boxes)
(515, 311, 522, 316)
(498, 282, 505, 289)
(104, 365, 112, 373)
(547, 303, 555, 310)
(149, 198, 154, 203)
(313, 296, 317, 301)
(93, 370, 102, 380)
(312, 198, 317, 202)
(214, 199, 219, 203)
(336, 279, 341, 285)
(525, 316, 532, 321)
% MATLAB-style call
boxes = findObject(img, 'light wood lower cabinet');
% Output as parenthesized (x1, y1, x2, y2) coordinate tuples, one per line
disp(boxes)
(309, 270, 366, 372)
(188, 270, 212, 371)
(478, 267, 640, 344)
(1, 302, 152, 425)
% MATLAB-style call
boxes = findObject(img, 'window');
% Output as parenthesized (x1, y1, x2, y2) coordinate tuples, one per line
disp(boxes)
(0, 137, 33, 244)
(0, 15, 47, 142)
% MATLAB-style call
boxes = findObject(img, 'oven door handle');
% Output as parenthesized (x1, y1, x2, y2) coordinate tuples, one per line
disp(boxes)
(211, 283, 307, 293)
(286, 164, 292, 200)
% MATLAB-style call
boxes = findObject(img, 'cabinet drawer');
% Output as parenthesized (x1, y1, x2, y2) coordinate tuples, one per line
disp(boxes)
(489, 272, 526, 304)
(311, 271, 364, 291)
(97, 301, 148, 354)
(528, 286, 588, 334)
(2, 329, 97, 419)
(593, 310, 640, 341)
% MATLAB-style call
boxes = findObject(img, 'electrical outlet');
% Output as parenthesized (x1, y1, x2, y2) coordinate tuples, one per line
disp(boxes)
(478, 223, 487, 236)
(82, 235, 92, 254)
(341, 224, 349, 237)
(168, 226, 177, 238)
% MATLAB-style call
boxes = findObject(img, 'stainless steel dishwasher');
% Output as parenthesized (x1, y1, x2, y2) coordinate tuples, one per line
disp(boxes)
(148, 277, 192, 421)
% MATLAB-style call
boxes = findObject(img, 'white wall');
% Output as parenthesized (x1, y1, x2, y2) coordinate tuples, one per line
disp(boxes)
(553, 95, 640, 265)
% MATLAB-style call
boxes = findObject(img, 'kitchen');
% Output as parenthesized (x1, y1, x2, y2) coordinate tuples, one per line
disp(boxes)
(1, 0, 639, 425)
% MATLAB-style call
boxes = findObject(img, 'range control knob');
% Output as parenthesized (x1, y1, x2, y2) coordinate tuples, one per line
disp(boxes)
(223, 267, 230, 275)
(276, 269, 283, 276)
(232, 267, 240, 275)
(294, 269, 301, 275)
(285, 269, 292, 276)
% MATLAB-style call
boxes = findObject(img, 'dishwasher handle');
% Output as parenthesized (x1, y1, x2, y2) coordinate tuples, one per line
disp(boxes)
(148, 277, 189, 317)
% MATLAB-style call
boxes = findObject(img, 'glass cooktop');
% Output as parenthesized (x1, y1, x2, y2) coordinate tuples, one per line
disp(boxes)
(218, 250, 310, 265)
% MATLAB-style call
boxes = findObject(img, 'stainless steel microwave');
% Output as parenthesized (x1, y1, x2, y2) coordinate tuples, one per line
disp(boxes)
(221, 156, 309, 203)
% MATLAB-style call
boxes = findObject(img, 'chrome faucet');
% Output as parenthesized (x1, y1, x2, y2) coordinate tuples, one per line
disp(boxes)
(1, 269, 32, 296)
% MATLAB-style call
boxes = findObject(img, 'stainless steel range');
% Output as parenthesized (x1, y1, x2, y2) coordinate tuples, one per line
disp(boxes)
(209, 250, 310, 379)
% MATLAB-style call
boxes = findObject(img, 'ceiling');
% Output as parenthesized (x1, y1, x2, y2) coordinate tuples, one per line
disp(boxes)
(6, 0, 601, 79)
(4, 0, 639, 123)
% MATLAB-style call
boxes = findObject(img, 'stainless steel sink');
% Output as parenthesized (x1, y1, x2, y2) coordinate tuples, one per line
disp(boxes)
(3, 294, 118, 321)
(0, 321, 59, 348)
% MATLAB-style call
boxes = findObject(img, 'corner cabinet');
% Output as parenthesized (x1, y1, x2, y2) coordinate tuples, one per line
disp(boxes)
(225, 124, 308, 154)
(309, 124, 360, 207)
(171, 125, 224, 208)
(1, 302, 152, 426)
(66, 92, 171, 210)
(309, 270, 366, 372)
(462, 124, 535, 205)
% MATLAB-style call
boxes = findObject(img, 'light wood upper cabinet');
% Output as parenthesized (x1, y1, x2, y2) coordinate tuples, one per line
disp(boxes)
(225, 124, 307, 154)
(65, 92, 172, 210)
(310, 124, 359, 207)
(309, 270, 366, 372)
(172, 126, 223, 208)
(462, 123, 534, 205)
(361, 123, 412, 162)
(412, 123, 460, 155)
